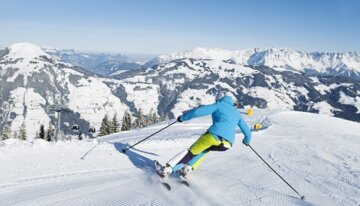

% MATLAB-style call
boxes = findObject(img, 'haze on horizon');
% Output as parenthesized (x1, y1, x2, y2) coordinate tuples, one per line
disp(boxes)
(1, 0, 360, 56)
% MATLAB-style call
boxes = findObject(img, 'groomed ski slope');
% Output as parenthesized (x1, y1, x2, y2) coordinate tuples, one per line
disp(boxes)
(0, 111, 359, 206)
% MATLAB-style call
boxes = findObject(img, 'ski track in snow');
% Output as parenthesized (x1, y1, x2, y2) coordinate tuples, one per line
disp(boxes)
(0, 110, 360, 206)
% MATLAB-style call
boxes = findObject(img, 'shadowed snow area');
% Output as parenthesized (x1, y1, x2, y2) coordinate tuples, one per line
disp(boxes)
(0, 110, 359, 206)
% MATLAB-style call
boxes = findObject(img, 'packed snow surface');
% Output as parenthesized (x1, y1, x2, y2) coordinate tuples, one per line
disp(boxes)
(0, 111, 359, 206)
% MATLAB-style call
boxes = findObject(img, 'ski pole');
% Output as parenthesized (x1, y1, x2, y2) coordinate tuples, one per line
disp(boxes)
(248, 145, 305, 200)
(122, 121, 177, 153)
(81, 143, 98, 160)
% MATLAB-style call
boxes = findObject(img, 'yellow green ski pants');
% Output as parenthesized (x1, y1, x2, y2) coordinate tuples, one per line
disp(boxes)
(188, 132, 231, 169)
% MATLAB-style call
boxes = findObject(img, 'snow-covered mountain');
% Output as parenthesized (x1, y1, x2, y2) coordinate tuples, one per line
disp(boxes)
(148, 47, 360, 80)
(44, 48, 143, 76)
(114, 56, 360, 121)
(0, 43, 130, 138)
(1, 43, 360, 140)
(46, 47, 360, 80)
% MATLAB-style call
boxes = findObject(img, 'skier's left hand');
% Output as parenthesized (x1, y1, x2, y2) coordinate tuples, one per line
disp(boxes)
(177, 116, 183, 122)
(242, 139, 250, 146)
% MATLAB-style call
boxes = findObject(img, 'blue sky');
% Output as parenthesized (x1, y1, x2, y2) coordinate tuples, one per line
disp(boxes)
(0, 0, 359, 56)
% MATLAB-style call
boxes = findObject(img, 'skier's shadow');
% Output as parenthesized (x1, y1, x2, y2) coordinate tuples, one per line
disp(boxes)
(113, 142, 158, 171)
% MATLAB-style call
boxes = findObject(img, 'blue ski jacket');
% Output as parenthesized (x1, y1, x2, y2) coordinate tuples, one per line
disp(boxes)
(180, 96, 252, 145)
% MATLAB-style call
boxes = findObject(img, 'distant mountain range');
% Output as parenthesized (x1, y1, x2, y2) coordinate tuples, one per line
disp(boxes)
(149, 47, 360, 80)
(1, 43, 359, 139)
(44, 48, 144, 76)
(44, 47, 360, 81)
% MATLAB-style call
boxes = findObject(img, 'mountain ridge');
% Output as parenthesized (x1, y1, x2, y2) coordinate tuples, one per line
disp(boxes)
(150, 47, 360, 80)
(41, 44, 360, 80)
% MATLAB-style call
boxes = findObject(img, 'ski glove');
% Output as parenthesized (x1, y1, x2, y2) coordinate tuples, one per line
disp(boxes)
(242, 138, 250, 146)
(177, 116, 183, 122)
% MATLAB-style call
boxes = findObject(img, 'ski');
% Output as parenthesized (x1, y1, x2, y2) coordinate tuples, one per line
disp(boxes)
(161, 181, 171, 190)
(153, 160, 172, 190)
(154, 160, 191, 189)
(178, 177, 190, 187)
(158, 177, 189, 190)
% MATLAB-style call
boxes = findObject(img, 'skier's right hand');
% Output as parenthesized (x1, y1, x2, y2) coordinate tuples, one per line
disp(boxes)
(242, 138, 250, 146)
(177, 116, 183, 122)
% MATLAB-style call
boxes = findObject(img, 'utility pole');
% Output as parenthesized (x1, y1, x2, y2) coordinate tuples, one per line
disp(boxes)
(57, 107, 61, 141)
(50, 105, 71, 142)
(0, 87, 3, 135)
(48, 94, 71, 142)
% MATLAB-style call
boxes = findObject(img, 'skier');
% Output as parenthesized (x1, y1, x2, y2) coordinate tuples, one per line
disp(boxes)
(155, 95, 252, 178)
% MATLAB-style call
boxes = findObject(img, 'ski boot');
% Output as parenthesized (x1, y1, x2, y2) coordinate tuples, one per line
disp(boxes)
(154, 160, 172, 178)
(178, 164, 193, 179)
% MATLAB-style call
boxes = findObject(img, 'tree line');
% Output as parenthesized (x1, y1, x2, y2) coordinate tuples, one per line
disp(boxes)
(0, 108, 166, 141)
(0, 122, 27, 141)
(0, 121, 57, 142)
(98, 108, 165, 137)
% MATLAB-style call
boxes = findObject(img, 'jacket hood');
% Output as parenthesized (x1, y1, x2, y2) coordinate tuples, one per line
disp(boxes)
(219, 96, 233, 105)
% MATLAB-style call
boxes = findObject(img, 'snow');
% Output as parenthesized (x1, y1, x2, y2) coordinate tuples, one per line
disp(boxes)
(172, 89, 215, 117)
(339, 92, 355, 105)
(1, 43, 138, 137)
(1, 111, 359, 205)
(312, 101, 337, 116)
(2, 43, 52, 84)
(9, 88, 51, 138)
(248, 87, 295, 109)
(67, 77, 129, 129)
(206, 59, 257, 77)
(314, 84, 331, 95)
(164, 63, 199, 77)
(155, 47, 360, 76)
(120, 82, 160, 115)
(329, 83, 353, 89)
(156, 47, 255, 63)
(339, 92, 360, 113)
(2, 42, 359, 148)
(7, 43, 50, 60)
(23, 88, 51, 138)
(109, 70, 128, 76)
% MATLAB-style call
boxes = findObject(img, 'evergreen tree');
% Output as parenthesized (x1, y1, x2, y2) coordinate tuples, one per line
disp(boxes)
(144, 114, 150, 127)
(134, 108, 145, 128)
(144, 108, 158, 126)
(153, 112, 159, 123)
(18, 122, 27, 140)
(150, 109, 159, 124)
(39, 124, 45, 139)
(121, 110, 132, 131)
(98, 114, 111, 136)
(159, 114, 167, 122)
(13, 131, 18, 139)
(1, 125, 12, 140)
(110, 113, 120, 133)
(46, 123, 55, 142)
